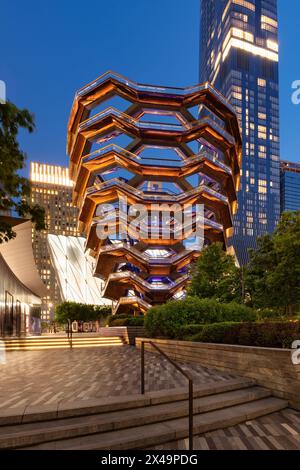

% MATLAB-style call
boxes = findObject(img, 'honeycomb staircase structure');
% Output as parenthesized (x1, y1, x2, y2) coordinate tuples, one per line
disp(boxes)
(67, 72, 242, 314)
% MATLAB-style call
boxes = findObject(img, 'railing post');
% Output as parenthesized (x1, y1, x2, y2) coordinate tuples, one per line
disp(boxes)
(68, 319, 73, 349)
(70, 320, 73, 349)
(140, 340, 193, 450)
(141, 341, 145, 394)
(189, 378, 193, 451)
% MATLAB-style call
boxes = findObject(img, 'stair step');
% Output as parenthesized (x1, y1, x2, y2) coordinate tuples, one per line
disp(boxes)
(0, 386, 270, 449)
(0, 377, 254, 426)
(20, 397, 287, 450)
(2, 337, 125, 351)
(3, 345, 124, 351)
(2, 338, 123, 343)
(3, 342, 124, 346)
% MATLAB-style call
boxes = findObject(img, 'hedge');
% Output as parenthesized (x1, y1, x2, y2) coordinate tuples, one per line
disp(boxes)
(176, 324, 205, 340)
(144, 297, 257, 339)
(187, 321, 300, 349)
(109, 316, 145, 327)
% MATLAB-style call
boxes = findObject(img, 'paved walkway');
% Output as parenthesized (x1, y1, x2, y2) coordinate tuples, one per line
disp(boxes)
(151, 409, 300, 450)
(0, 345, 236, 411)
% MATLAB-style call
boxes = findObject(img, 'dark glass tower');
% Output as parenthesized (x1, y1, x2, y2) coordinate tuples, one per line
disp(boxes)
(280, 161, 300, 212)
(200, 0, 280, 264)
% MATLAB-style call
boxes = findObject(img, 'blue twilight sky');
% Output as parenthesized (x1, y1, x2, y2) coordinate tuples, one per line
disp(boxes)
(0, 0, 299, 175)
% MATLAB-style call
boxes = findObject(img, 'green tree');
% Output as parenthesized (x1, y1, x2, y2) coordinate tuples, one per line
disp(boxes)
(0, 101, 45, 243)
(246, 234, 276, 309)
(246, 211, 300, 315)
(55, 301, 111, 324)
(188, 242, 242, 303)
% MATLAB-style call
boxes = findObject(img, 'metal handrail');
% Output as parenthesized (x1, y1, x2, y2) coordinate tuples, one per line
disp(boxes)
(141, 340, 193, 450)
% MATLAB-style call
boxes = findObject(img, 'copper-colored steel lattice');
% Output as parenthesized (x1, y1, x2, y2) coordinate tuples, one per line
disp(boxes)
(67, 72, 241, 315)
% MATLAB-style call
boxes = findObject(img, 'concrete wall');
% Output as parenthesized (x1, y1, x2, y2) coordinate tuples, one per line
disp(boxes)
(136, 337, 300, 410)
(99, 326, 146, 345)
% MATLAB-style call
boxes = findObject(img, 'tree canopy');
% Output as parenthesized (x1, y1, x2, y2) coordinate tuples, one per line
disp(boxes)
(246, 211, 300, 314)
(55, 301, 112, 324)
(187, 212, 300, 315)
(188, 242, 242, 303)
(0, 101, 45, 243)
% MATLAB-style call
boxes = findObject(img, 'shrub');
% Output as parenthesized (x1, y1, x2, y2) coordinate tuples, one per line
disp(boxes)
(176, 324, 205, 340)
(255, 308, 286, 321)
(109, 316, 144, 327)
(124, 317, 144, 326)
(108, 314, 128, 325)
(189, 322, 239, 344)
(188, 321, 300, 349)
(144, 297, 256, 338)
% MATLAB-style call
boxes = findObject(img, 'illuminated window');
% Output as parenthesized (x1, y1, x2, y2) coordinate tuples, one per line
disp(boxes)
(267, 39, 279, 52)
(259, 187, 267, 194)
(232, 27, 254, 43)
(257, 78, 266, 87)
(232, 0, 255, 11)
(223, 37, 278, 62)
(258, 112, 266, 120)
(261, 15, 278, 29)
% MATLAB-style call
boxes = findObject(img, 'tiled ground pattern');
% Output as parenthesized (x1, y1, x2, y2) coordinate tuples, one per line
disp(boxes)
(150, 409, 300, 450)
(0, 345, 236, 410)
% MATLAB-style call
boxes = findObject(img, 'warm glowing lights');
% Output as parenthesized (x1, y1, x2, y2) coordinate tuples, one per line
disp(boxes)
(222, 27, 278, 62)
(267, 39, 279, 53)
(232, 0, 255, 11)
(261, 15, 278, 29)
(222, 0, 255, 22)
(213, 51, 222, 72)
(223, 37, 279, 63)
(232, 27, 254, 43)
(257, 78, 266, 87)
(30, 162, 74, 187)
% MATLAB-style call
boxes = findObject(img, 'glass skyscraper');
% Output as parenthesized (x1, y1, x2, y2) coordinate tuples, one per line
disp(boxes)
(200, 0, 280, 264)
(280, 160, 300, 212)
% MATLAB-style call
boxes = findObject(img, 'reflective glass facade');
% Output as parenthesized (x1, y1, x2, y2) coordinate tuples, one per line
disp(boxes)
(280, 161, 300, 212)
(200, 0, 280, 264)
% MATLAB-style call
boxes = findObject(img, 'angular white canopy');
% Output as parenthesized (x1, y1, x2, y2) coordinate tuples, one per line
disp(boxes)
(47, 234, 111, 306)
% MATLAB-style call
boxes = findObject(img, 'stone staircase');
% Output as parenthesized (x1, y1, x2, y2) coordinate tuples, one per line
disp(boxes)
(1, 335, 125, 351)
(0, 378, 288, 450)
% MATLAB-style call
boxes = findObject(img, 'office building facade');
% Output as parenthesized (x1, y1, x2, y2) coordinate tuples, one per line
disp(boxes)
(200, 0, 280, 263)
(280, 160, 300, 212)
(30, 162, 80, 321)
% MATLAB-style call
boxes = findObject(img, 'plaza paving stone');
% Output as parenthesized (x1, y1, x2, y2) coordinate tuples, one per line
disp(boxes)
(150, 408, 300, 450)
(0, 345, 236, 411)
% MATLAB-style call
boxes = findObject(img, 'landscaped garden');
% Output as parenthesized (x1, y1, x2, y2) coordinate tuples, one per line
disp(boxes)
(143, 211, 300, 349)
(53, 211, 300, 349)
